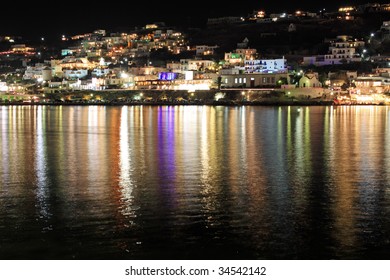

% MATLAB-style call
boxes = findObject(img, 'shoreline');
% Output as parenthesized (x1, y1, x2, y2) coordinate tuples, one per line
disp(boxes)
(1, 101, 387, 106)
(2, 89, 387, 106)
(0, 100, 337, 106)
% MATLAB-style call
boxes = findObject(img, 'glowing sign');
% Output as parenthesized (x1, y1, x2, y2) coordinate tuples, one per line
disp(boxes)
(158, 72, 178, 80)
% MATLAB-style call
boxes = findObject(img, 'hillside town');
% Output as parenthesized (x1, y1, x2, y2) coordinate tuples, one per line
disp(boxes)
(1, 2, 390, 105)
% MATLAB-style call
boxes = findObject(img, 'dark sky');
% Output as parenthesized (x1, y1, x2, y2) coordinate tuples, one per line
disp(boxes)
(0, 0, 388, 41)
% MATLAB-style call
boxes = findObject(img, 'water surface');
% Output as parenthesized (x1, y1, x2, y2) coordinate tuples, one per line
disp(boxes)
(0, 105, 389, 259)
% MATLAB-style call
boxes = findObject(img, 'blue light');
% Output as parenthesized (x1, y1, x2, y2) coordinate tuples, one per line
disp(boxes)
(158, 72, 177, 80)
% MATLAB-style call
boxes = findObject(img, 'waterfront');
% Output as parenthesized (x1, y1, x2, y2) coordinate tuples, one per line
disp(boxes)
(1, 105, 390, 259)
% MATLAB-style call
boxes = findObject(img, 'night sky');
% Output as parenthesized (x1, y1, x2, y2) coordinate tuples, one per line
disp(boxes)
(0, 0, 388, 40)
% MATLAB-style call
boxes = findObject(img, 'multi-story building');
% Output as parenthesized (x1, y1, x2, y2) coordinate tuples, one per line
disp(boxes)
(303, 35, 364, 66)
(224, 48, 257, 66)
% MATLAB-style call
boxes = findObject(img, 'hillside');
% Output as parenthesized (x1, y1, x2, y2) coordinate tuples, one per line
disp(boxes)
(186, 13, 390, 62)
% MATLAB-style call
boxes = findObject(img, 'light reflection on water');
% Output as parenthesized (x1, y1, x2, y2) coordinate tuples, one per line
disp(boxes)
(0, 105, 389, 260)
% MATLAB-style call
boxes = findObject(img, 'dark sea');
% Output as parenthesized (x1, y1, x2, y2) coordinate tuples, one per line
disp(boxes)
(1, 105, 389, 260)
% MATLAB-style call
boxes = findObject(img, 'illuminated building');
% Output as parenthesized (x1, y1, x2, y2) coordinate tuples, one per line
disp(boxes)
(221, 72, 289, 88)
(224, 49, 257, 66)
(352, 76, 390, 95)
(244, 57, 287, 74)
(298, 72, 322, 88)
(303, 35, 364, 66)
(196, 45, 219, 56)
(23, 64, 51, 81)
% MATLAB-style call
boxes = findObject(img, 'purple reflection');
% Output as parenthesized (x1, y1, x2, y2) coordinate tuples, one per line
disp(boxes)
(156, 106, 177, 204)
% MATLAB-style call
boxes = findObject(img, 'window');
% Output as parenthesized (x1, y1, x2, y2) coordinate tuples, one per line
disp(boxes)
(243, 78, 247, 83)
(235, 78, 238, 83)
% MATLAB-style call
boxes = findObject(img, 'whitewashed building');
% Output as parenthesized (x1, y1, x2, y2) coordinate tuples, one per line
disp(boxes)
(180, 59, 215, 72)
(244, 57, 287, 73)
(23, 63, 50, 80)
(303, 35, 364, 66)
(299, 73, 322, 88)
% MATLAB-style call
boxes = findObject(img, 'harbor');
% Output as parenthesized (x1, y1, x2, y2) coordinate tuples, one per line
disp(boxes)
(0, 88, 354, 106)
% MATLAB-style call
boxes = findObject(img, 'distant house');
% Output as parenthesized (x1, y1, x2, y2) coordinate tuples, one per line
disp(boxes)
(326, 71, 349, 90)
(237, 38, 249, 48)
(288, 23, 296, 32)
(207, 16, 242, 26)
(196, 45, 219, 56)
